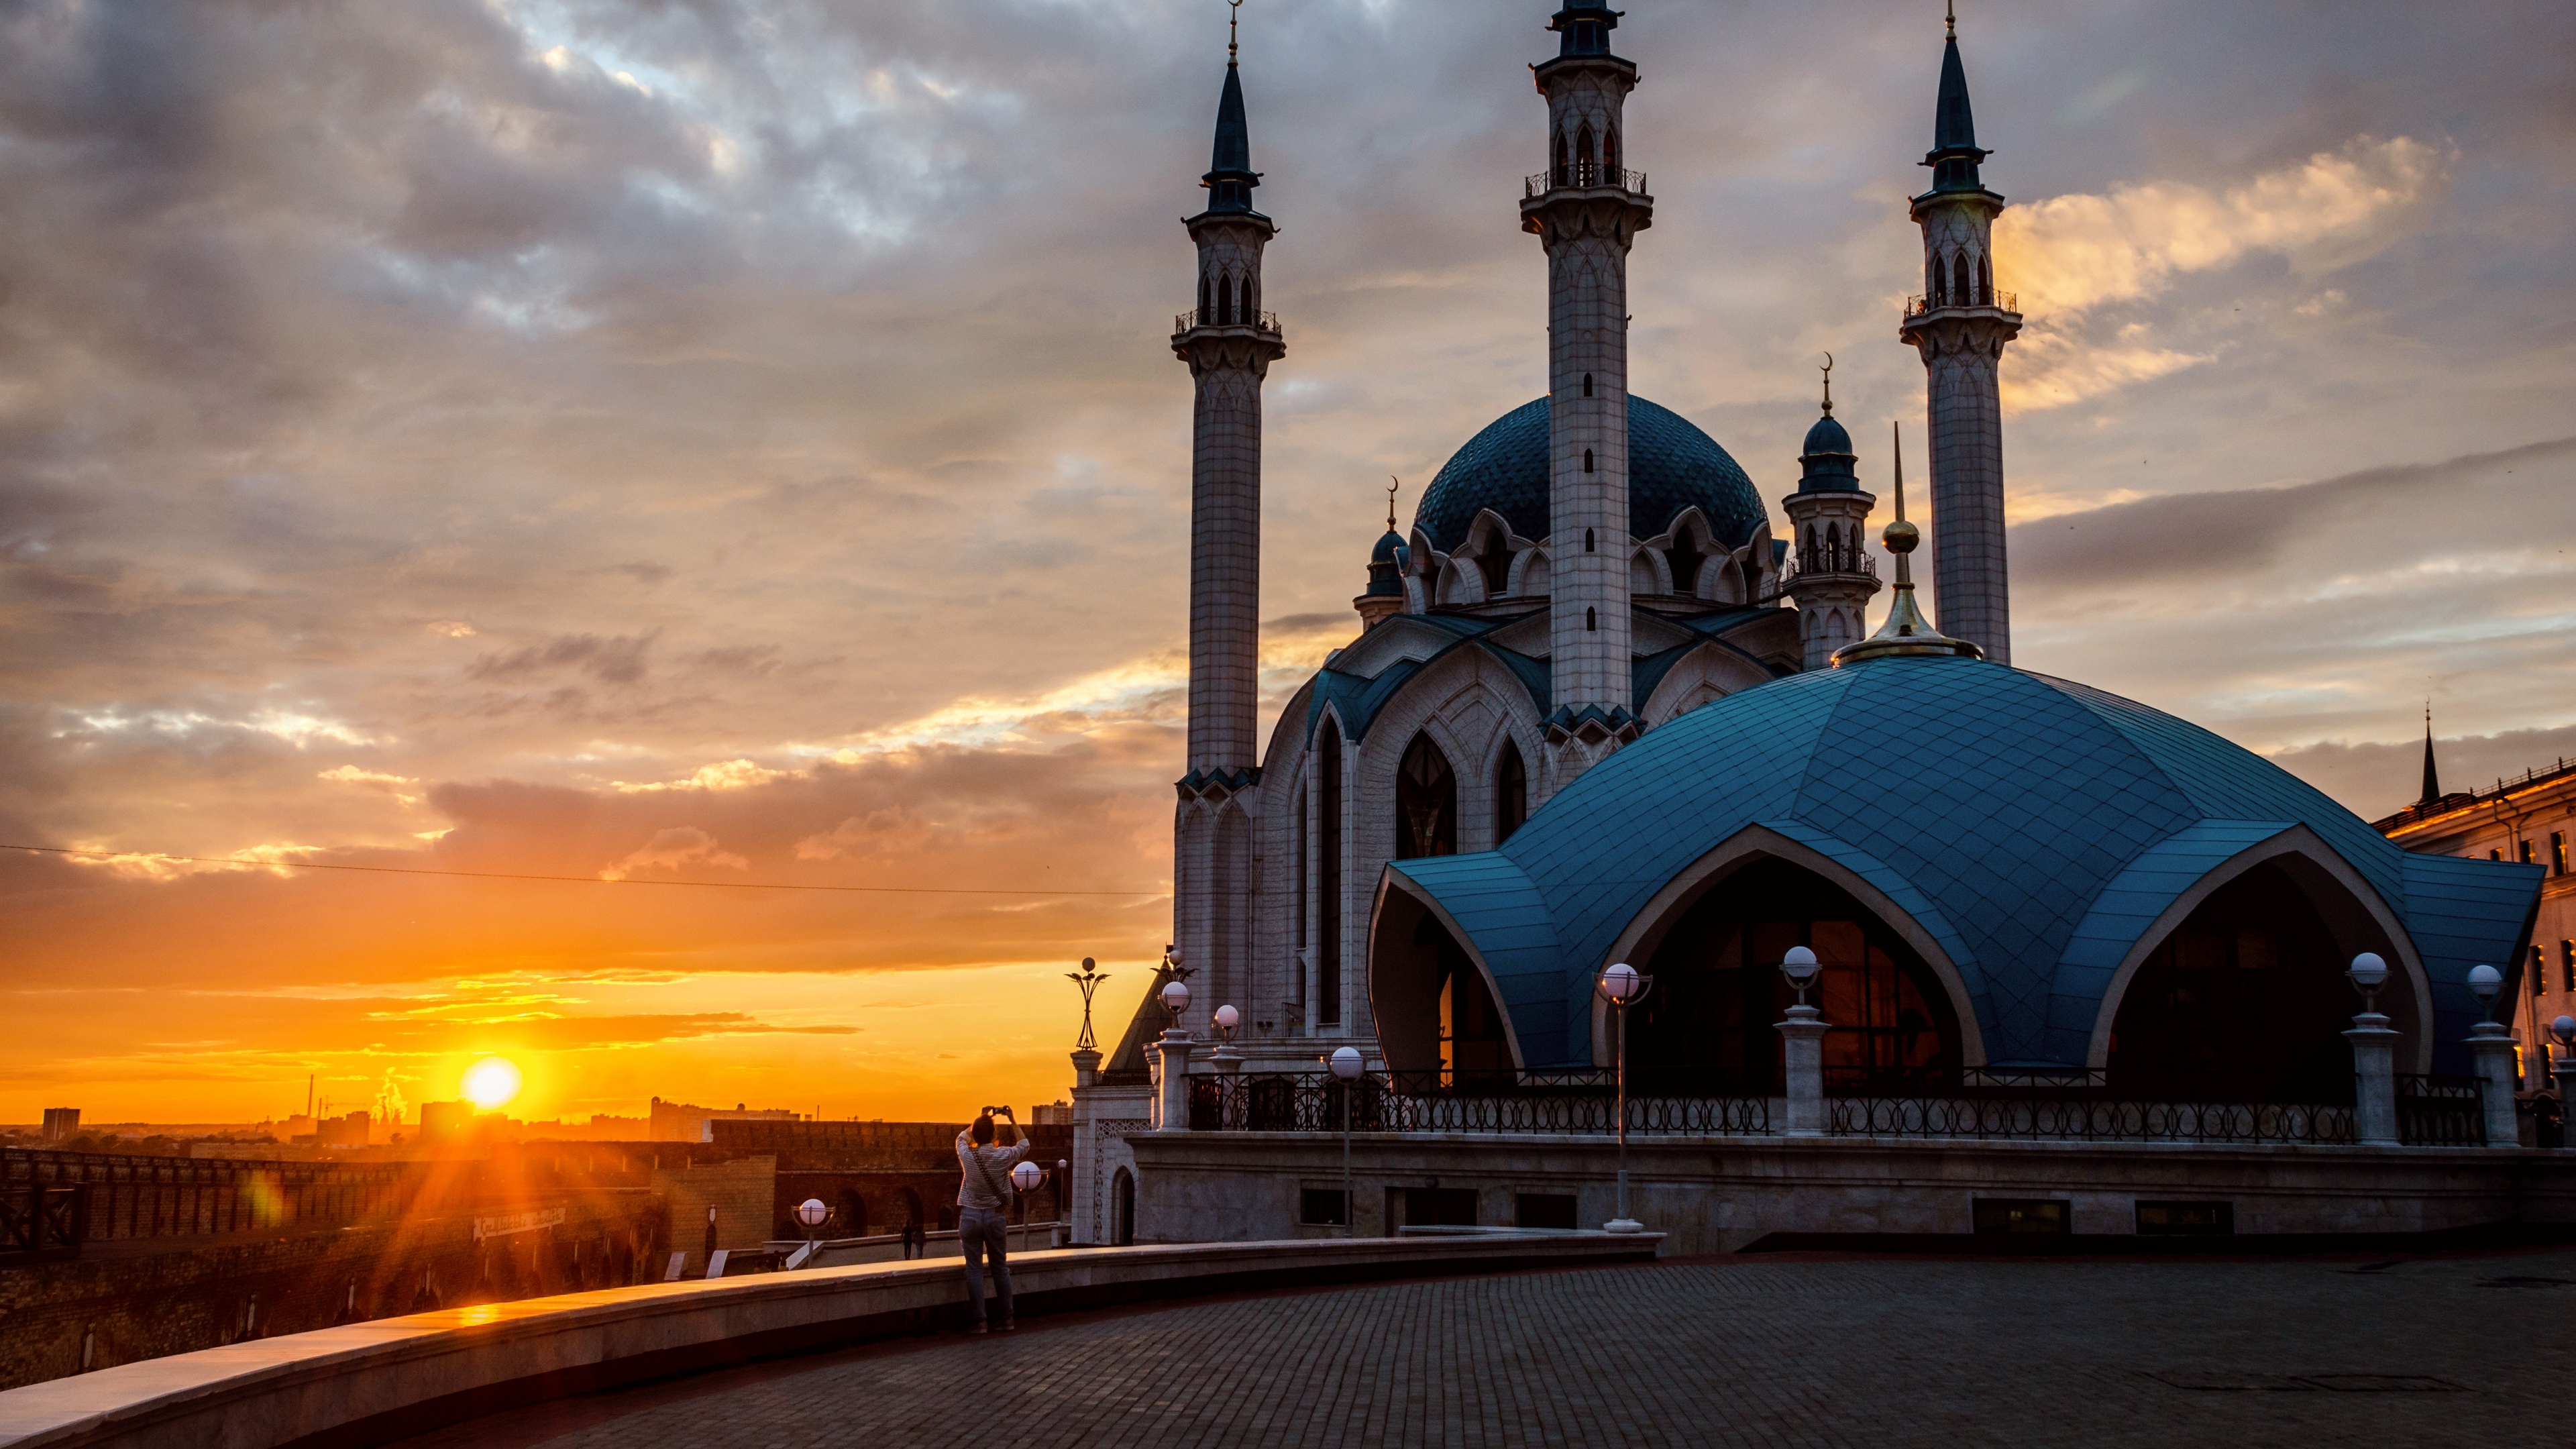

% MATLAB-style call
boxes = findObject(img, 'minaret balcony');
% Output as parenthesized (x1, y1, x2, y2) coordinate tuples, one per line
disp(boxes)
(1903, 290, 2018, 318)
(1525, 166, 1646, 199)
(1780, 553, 1880, 585)
(1174, 307, 1281, 337)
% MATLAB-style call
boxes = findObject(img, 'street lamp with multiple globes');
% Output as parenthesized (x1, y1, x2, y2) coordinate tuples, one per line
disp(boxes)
(1328, 1044, 1364, 1236)
(1596, 961, 1653, 1234)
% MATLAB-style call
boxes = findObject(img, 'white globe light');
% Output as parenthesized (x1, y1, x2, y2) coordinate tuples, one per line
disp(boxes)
(2554, 1015, 2576, 1048)
(1214, 1004, 1240, 1031)
(795, 1197, 828, 1228)
(1162, 979, 1191, 1012)
(1599, 962, 1641, 1002)
(2347, 952, 2390, 989)
(1328, 1044, 1364, 1080)
(1780, 945, 1821, 990)
(2467, 963, 2503, 1003)
(1011, 1161, 1043, 1191)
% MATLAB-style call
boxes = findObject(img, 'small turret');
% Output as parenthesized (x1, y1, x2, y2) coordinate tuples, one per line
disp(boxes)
(1780, 358, 1880, 669)
(1356, 480, 1407, 631)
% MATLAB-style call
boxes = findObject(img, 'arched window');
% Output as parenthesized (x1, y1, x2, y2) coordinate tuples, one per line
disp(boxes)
(1495, 741, 1528, 845)
(1553, 129, 1570, 187)
(1582, 372, 1593, 398)
(1584, 527, 1595, 553)
(1931, 252, 1948, 307)
(1395, 733, 1458, 860)
(1666, 534, 1705, 597)
(1575, 121, 1596, 184)
(1199, 274, 1211, 321)
(1582, 448, 1594, 473)
(1318, 718, 1343, 1025)
(1586, 606, 1597, 631)
(1825, 522, 1842, 572)
(1602, 125, 1619, 180)
(1978, 252, 1993, 304)
(836, 1189, 866, 1237)
(1216, 270, 1234, 325)
(1476, 542, 1512, 597)
(2106, 863, 2357, 1102)
(1112, 1169, 1135, 1246)
(1240, 274, 1255, 323)
(1954, 252, 1972, 307)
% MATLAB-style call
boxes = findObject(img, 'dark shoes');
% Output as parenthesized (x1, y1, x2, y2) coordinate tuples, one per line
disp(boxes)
(1000, 1319, 1016, 1332)
(969, 1321, 987, 1335)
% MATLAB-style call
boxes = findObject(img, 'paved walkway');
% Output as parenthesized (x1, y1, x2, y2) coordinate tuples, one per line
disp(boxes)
(400, 1250, 2576, 1448)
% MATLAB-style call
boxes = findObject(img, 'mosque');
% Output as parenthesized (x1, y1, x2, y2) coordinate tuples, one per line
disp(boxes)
(1065, 4, 2554, 1249)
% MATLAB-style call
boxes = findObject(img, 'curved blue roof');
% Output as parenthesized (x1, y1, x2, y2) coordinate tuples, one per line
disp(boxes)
(1389, 654, 2542, 1073)
(1412, 396, 1764, 555)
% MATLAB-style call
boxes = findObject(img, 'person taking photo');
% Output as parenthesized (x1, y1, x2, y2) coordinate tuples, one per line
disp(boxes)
(955, 1106, 1029, 1333)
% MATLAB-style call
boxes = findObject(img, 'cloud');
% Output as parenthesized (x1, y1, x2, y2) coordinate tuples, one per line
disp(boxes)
(600, 825, 749, 879)
(469, 632, 659, 685)
(1996, 136, 2449, 409)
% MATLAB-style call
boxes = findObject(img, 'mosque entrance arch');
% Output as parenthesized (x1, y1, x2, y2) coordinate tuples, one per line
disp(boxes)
(2104, 861, 2365, 1103)
(1368, 876, 1521, 1081)
(1634, 857, 1962, 1093)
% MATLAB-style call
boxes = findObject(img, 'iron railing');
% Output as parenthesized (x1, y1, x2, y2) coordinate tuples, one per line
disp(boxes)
(1525, 166, 1647, 197)
(1780, 552, 1880, 587)
(1187, 1071, 1768, 1136)
(1822, 1065, 2108, 1095)
(1827, 1094, 2357, 1144)
(3, 1149, 423, 1245)
(2396, 1074, 2487, 1146)
(1174, 308, 1281, 335)
(0, 1183, 87, 1255)
(1904, 289, 2019, 317)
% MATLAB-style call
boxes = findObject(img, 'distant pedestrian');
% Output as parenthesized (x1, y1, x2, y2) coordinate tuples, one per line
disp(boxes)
(955, 1106, 1029, 1333)
(902, 1219, 924, 1260)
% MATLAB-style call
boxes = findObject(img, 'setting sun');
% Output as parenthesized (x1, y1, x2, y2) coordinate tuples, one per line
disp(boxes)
(461, 1058, 522, 1111)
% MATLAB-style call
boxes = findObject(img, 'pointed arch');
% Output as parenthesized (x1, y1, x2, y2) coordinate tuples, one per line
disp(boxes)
(1239, 274, 1255, 324)
(1575, 121, 1597, 184)
(1978, 251, 1993, 305)
(1199, 272, 1212, 321)
(1602, 123, 1619, 180)
(1394, 732, 1458, 861)
(1954, 252, 1972, 307)
(1552, 128, 1570, 187)
(1216, 268, 1235, 325)
(1317, 712, 1345, 1026)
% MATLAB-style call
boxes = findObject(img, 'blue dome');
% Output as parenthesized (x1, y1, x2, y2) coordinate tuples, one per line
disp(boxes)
(1795, 409, 1858, 492)
(1412, 396, 1764, 555)
(1800, 412, 1853, 460)
(1371, 529, 1404, 564)
(1387, 654, 2539, 1074)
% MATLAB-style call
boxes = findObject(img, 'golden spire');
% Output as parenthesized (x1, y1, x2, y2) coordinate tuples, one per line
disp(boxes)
(1820, 352, 1835, 415)
(1831, 421, 1982, 665)
(1229, 0, 1242, 64)
(1387, 476, 1400, 532)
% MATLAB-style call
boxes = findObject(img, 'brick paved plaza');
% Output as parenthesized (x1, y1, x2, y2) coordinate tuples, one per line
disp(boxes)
(401, 1250, 2576, 1448)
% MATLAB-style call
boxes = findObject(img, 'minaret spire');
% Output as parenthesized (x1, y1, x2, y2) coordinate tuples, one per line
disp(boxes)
(1171, 4, 1284, 1049)
(1900, 0, 2021, 665)
(2420, 704, 2443, 806)
(1523, 0, 1653, 784)
(1835, 423, 1978, 665)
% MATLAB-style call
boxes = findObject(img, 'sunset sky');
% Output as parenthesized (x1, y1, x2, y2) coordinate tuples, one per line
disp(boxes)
(3, 0, 2571, 1127)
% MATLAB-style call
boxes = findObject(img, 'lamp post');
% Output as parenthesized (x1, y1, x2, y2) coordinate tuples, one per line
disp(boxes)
(1011, 1161, 1043, 1252)
(1596, 962, 1652, 1233)
(1067, 957, 1110, 1088)
(1328, 1045, 1363, 1236)
(1776, 946, 1828, 1138)
(794, 1197, 828, 1265)
(2345, 951, 2400, 1146)
(2464, 964, 2519, 1147)
(2553, 1017, 2576, 1150)
(1057, 1159, 1070, 1246)
(1210, 1005, 1244, 1128)
(1155, 976, 1194, 1132)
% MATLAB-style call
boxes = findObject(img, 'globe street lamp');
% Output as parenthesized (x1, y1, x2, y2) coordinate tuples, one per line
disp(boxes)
(1162, 978, 1191, 1024)
(1597, 961, 1653, 1233)
(1214, 1004, 1240, 1040)
(2468, 963, 2504, 1016)
(1328, 1044, 1364, 1236)
(1011, 1160, 1044, 1251)
(794, 1197, 828, 1260)
(2347, 951, 2389, 1014)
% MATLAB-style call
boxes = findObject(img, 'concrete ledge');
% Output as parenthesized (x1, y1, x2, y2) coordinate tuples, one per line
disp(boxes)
(0, 1234, 1657, 1449)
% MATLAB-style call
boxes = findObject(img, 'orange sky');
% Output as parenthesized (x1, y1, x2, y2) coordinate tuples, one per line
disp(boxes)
(5, 1, 2573, 1127)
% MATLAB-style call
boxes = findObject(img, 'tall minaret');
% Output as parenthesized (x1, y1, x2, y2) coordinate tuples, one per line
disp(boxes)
(1780, 361, 1883, 671)
(1171, 14, 1283, 1018)
(1521, 1, 1652, 781)
(1898, 3, 2021, 665)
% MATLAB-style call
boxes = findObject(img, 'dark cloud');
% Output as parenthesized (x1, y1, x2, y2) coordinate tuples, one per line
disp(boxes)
(468, 631, 659, 684)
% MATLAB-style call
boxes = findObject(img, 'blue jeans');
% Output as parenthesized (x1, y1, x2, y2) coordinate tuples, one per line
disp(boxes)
(959, 1208, 1012, 1324)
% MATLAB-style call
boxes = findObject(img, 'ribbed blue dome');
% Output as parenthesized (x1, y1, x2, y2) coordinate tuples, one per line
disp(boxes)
(1412, 396, 1764, 555)
(1371, 529, 1404, 564)
(1389, 654, 2540, 1073)
(1801, 413, 1852, 460)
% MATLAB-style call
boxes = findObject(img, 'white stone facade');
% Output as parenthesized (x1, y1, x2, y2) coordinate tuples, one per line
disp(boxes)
(1901, 191, 2020, 666)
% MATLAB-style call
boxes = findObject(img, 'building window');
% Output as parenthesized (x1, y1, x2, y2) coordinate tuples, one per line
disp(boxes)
(2561, 939, 2573, 994)
(1586, 606, 1597, 631)
(1299, 1187, 1348, 1226)
(1582, 448, 1594, 473)
(2491, 849, 2504, 861)
(2521, 840, 2537, 865)
(1394, 733, 1458, 861)
(1318, 718, 1343, 1026)
(1495, 741, 1528, 845)
(2537, 944, 2548, 996)
(2554, 831, 2568, 875)
(1584, 528, 1595, 552)
(1582, 372, 1593, 398)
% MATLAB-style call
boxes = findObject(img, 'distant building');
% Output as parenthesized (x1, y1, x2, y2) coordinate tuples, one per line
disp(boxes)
(40, 1108, 78, 1141)
(649, 1097, 800, 1144)
(1030, 1102, 1075, 1126)
(2375, 747, 2576, 1087)
(419, 1100, 477, 1142)
(316, 1112, 370, 1148)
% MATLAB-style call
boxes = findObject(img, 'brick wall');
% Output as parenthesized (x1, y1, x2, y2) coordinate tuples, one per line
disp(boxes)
(649, 1155, 775, 1277)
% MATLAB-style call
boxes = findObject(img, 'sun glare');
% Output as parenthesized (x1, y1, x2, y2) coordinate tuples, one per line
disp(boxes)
(461, 1057, 522, 1110)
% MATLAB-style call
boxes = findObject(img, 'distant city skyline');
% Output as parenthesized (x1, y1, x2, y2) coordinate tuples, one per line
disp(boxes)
(3, 0, 2571, 1124)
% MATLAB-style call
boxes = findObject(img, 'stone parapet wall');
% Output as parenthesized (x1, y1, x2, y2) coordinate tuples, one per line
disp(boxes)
(1128, 1131, 2576, 1254)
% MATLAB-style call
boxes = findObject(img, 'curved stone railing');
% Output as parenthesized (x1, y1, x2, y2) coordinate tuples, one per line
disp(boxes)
(0, 1234, 1656, 1449)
